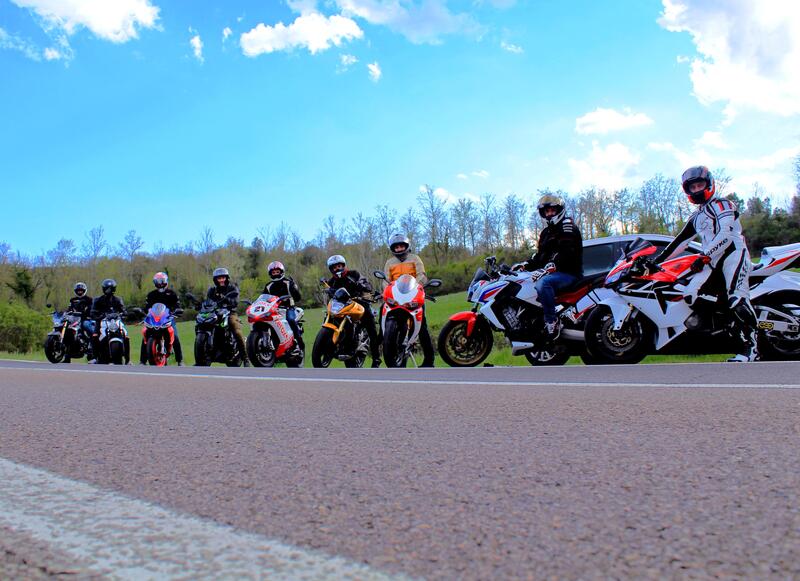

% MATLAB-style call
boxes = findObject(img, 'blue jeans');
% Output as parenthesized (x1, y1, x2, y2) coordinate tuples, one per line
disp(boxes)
(82, 320, 96, 335)
(535, 272, 578, 324)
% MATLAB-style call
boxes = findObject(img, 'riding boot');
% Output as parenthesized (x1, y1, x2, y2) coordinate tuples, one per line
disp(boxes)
(420, 319, 435, 367)
(140, 339, 148, 365)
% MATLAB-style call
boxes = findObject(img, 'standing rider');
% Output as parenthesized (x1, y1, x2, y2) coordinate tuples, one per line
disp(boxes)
(524, 194, 583, 340)
(206, 267, 250, 366)
(382, 233, 435, 367)
(140, 272, 184, 366)
(325, 254, 382, 368)
(652, 166, 758, 362)
(90, 278, 131, 364)
(263, 260, 304, 351)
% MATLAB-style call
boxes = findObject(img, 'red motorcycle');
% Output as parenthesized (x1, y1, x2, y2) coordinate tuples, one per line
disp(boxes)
(244, 294, 305, 367)
(373, 271, 441, 367)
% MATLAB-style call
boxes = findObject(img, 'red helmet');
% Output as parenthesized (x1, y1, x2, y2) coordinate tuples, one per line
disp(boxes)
(267, 260, 285, 281)
(682, 166, 715, 204)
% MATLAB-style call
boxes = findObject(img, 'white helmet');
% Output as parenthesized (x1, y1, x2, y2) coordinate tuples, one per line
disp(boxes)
(537, 194, 566, 226)
(326, 255, 346, 277)
(387, 233, 411, 260)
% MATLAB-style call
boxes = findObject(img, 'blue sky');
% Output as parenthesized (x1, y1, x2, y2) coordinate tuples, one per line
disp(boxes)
(1, 0, 799, 257)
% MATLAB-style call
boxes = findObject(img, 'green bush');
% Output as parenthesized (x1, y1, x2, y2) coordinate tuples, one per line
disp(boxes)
(0, 302, 51, 353)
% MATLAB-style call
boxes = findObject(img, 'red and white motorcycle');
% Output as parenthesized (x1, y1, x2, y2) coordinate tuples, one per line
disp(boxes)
(244, 294, 305, 367)
(584, 238, 800, 364)
(373, 271, 442, 367)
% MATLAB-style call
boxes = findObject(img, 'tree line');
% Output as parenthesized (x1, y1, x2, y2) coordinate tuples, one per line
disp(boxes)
(2, 162, 799, 313)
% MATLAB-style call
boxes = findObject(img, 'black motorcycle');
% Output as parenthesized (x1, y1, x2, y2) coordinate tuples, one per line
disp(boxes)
(188, 293, 244, 367)
(96, 311, 129, 365)
(44, 308, 92, 364)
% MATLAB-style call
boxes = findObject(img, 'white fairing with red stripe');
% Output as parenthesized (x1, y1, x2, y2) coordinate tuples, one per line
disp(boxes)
(751, 242, 800, 278)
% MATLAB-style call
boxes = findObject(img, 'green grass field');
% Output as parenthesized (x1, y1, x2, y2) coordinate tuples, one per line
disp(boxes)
(2, 292, 730, 366)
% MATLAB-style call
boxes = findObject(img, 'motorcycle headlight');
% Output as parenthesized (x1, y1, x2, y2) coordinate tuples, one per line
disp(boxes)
(407, 301, 420, 309)
(386, 297, 397, 307)
(330, 301, 345, 315)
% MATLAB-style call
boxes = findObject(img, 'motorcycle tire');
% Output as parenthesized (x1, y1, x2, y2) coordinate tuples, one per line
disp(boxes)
(109, 340, 124, 365)
(382, 317, 408, 368)
(285, 344, 305, 368)
(147, 336, 167, 367)
(312, 327, 335, 368)
(755, 294, 800, 360)
(194, 333, 212, 366)
(584, 306, 650, 364)
(247, 331, 276, 368)
(344, 327, 369, 368)
(437, 319, 493, 367)
(44, 335, 66, 364)
(524, 344, 571, 366)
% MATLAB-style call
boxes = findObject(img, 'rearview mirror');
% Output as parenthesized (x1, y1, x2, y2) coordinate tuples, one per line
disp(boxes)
(425, 279, 442, 288)
(373, 270, 387, 280)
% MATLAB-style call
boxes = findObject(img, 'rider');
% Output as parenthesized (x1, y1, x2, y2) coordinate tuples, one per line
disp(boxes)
(382, 233, 435, 367)
(651, 166, 758, 362)
(326, 254, 381, 368)
(90, 278, 131, 364)
(206, 267, 249, 366)
(139, 272, 184, 366)
(524, 194, 583, 340)
(69, 282, 95, 360)
(262, 260, 304, 350)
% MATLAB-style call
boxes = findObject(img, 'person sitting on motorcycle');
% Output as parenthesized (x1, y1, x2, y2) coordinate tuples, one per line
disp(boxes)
(90, 278, 131, 364)
(651, 166, 757, 362)
(524, 194, 583, 340)
(263, 260, 304, 351)
(326, 254, 381, 368)
(139, 272, 184, 366)
(69, 282, 95, 360)
(382, 233, 435, 367)
(206, 267, 249, 366)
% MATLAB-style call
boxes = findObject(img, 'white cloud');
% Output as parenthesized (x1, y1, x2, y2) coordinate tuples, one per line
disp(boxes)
(575, 107, 654, 135)
(43, 47, 62, 60)
(11, 0, 160, 43)
(568, 141, 642, 191)
(287, 0, 318, 14)
(367, 61, 382, 82)
(0, 26, 42, 61)
(190, 33, 203, 63)
(693, 130, 729, 150)
(222, 27, 232, 41)
(500, 40, 523, 54)
(472, 169, 490, 178)
(456, 173, 468, 180)
(240, 13, 363, 56)
(335, 0, 477, 44)
(338, 53, 358, 71)
(659, 0, 800, 116)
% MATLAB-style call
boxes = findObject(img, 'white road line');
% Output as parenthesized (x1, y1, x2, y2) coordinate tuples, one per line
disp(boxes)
(0, 457, 404, 581)
(1, 363, 798, 389)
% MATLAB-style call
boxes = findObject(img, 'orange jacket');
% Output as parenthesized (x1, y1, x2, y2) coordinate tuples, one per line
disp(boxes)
(383, 254, 428, 287)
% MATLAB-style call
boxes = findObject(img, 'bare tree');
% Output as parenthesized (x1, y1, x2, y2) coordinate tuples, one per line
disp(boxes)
(197, 226, 215, 256)
(82, 226, 107, 263)
(399, 207, 421, 249)
(373, 204, 397, 247)
(118, 230, 145, 262)
(479, 193, 501, 251)
(47, 238, 77, 266)
(417, 185, 449, 264)
(0, 241, 12, 265)
(502, 194, 527, 251)
(451, 198, 478, 253)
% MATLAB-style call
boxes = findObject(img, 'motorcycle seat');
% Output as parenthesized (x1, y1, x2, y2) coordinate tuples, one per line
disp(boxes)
(554, 272, 608, 304)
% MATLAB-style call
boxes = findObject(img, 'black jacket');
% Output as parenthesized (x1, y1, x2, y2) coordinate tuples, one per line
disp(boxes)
(262, 277, 302, 307)
(68, 295, 93, 319)
(90, 294, 126, 326)
(326, 270, 372, 299)
(145, 288, 181, 313)
(526, 217, 583, 277)
(206, 283, 240, 310)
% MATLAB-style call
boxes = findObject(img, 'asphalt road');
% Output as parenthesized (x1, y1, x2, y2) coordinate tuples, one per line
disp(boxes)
(0, 359, 798, 579)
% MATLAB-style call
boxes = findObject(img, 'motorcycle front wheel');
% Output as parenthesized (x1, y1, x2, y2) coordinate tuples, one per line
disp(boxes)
(584, 306, 650, 365)
(44, 335, 66, 364)
(383, 317, 408, 368)
(312, 327, 335, 368)
(437, 319, 493, 367)
(109, 340, 124, 365)
(247, 330, 276, 367)
(194, 333, 212, 366)
(344, 327, 369, 368)
(147, 336, 167, 367)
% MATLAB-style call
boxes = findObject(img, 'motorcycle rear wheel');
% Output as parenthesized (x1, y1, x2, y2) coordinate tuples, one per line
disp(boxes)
(756, 295, 800, 360)
(524, 344, 570, 366)
(437, 319, 493, 367)
(383, 317, 408, 368)
(312, 327, 335, 368)
(44, 335, 66, 364)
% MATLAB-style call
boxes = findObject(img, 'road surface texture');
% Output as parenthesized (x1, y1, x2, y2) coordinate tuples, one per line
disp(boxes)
(0, 359, 798, 579)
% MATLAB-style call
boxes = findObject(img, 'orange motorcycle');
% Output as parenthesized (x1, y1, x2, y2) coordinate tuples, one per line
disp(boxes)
(311, 282, 375, 368)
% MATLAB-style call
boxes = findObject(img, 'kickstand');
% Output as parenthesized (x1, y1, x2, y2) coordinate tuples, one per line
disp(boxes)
(409, 351, 418, 368)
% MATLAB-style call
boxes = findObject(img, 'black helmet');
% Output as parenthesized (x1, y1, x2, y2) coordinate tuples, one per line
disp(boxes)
(212, 267, 230, 287)
(537, 194, 566, 226)
(101, 278, 117, 295)
(681, 166, 716, 205)
(74, 282, 87, 297)
(387, 233, 411, 260)
(267, 260, 285, 281)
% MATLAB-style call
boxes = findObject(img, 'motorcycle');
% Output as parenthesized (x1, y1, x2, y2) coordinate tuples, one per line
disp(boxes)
(138, 304, 182, 366)
(44, 308, 92, 364)
(187, 292, 244, 367)
(311, 282, 374, 368)
(244, 294, 305, 367)
(437, 256, 608, 367)
(583, 238, 800, 363)
(96, 311, 129, 365)
(373, 271, 442, 368)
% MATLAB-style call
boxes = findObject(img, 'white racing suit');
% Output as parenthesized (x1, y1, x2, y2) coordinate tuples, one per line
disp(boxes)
(655, 196, 757, 361)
